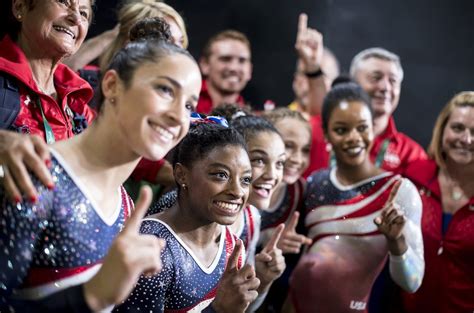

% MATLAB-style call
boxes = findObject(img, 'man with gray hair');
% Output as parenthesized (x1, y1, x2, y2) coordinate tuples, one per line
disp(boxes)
(349, 47, 427, 173)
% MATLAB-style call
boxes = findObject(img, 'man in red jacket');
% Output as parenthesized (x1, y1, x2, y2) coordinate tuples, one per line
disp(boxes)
(349, 47, 427, 173)
(196, 30, 252, 114)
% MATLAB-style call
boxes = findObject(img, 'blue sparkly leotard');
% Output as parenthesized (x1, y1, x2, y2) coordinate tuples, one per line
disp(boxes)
(147, 190, 260, 265)
(114, 218, 243, 313)
(0, 150, 133, 308)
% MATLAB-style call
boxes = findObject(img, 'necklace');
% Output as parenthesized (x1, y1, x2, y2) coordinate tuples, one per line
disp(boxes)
(440, 169, 466, 202)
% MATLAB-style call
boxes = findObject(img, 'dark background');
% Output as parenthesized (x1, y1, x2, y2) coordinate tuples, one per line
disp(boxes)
(91, 0, 474, 148)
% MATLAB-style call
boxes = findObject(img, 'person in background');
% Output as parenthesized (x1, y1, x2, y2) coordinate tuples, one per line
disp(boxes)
(289, 82, 424, 313)
(350, 47, 427, 173)
(197, 30, 253, 114)
(399, 91, 474, 313)
(0, 0, 95, 204)
(64, 0, 188, 73)
(289, 13, 340, 177)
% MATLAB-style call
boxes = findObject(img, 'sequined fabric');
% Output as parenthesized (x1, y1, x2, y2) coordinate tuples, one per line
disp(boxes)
(115, 219, 241, 312)
(0, 153, 132, 309)
(290, 168, 424, 313)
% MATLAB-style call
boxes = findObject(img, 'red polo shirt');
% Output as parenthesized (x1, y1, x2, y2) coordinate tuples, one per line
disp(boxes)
(196, 80, 245, 114)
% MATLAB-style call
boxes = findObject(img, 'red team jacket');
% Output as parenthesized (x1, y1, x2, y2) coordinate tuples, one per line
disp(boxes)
(0, 36, 95, 140)
(400, 159, 474, 313)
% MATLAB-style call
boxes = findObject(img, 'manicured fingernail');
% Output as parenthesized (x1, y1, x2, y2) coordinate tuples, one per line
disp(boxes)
(14, 196, 21, 204)
(47, 183, 55, 190)
(29, 195, 38, 203)
(45, 159, 52, 168)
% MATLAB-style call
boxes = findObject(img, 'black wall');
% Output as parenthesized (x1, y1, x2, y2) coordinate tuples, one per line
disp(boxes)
(91, 0, 474, 148)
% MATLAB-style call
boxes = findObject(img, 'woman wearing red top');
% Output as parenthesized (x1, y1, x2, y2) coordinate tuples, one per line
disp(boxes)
(0, 0, 97, 202)
(400, 91, 474, 313)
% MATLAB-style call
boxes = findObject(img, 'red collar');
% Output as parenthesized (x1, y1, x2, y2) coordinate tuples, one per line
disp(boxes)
(0, 35, 93, 103)
(377, 116, 399, 141)
(201, 79, 245, 105)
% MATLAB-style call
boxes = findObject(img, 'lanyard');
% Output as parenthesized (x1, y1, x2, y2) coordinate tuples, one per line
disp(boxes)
(328, 138, 391, 169)
(36, 96, 77, 144)
(36, 96, 55, 144)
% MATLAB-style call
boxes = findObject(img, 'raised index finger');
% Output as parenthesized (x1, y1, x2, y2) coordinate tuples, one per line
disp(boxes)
(225, 239, 243, 272)
(386, 179, 402, 205)
(263, 224, 285, 253)
(297, 13, 308, 36)
(122, 185, 152, 233)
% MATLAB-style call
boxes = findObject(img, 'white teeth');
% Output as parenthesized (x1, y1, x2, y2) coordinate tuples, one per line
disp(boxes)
(254, 184, 272, 190)
(215, 201, 239, 212)
(346, 147, 363, 155)
(54, 26, 75, 39)
(150, 123, 174, 141)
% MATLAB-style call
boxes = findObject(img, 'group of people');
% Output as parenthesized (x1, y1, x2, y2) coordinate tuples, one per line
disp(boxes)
(0, 0, 472, 313)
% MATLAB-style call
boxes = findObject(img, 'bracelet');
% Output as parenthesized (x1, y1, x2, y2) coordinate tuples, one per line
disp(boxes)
(305, 68, 324, 78)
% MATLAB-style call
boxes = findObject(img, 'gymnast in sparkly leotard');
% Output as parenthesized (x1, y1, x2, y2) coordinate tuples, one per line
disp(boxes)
(289, 82, 424, 313)
(116, 123, 270, 312)
(0, 39, 202, 311)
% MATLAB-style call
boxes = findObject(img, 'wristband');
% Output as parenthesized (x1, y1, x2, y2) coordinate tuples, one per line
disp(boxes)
(305, 68, 324, 78)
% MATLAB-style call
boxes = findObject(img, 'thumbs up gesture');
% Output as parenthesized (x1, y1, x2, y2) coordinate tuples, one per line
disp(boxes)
(255, 224, 286, 293)
(374, 180, 409, 255)
(277, 211, 312, 254)
(211, 240, 261, 313)
(295, 13, 324, 73)
(83, 186, 166, 311)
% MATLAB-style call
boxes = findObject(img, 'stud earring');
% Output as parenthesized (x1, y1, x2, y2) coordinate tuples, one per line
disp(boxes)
(109, 98, 115, 104)
(181, 183, 187, 190)
(17, 14, 22, 21)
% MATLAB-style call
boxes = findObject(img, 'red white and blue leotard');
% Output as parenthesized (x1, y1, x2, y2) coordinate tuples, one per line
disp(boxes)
(235, 205, 260, 266)
(0, 151, 132, 309)
(290, 168, 424, 313)
(115, 219, 243, 312)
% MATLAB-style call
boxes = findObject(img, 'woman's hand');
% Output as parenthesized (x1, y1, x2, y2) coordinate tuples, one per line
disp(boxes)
(277, 212, 312, 254)
(255, 224, 286, 293)
(211, 240, 260, 313)
(374, 180, 408, 255)
(83, 186, 165, 311)
(0, 131, 53, 203)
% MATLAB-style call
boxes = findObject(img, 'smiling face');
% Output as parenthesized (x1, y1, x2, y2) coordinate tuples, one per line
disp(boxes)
(274, 118, 311, 184)
(15, 0, 92, 58)
(326, 100, 374, 168)
(442, 106, 474, 166)
(183, 145, 252, 225)
(200, 39, 252, 95)
(107, 53, 201, 161)
(354, 58, 402, 121)
(247, 131, 286, 210)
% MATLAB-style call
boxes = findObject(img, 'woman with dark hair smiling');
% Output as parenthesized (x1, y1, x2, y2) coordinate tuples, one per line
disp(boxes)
(0, 36, 202, 311)
(289, 82, 424, 313)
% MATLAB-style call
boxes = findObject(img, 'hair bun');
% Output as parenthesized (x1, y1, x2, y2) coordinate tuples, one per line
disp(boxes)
(128, 17, 172, 43)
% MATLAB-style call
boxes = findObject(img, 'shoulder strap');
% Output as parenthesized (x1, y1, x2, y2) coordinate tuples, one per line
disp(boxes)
(0, 74, 21, 129)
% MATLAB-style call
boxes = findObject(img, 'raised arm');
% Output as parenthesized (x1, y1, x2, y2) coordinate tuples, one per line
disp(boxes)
(63, 25, 120, 71)
(294, 13, 327, 116)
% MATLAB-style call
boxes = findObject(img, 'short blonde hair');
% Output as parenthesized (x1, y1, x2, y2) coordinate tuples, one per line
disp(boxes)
(429, 91, 474, 168)
(201, 30, 251, 60)
(99, 0, 188, 72)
